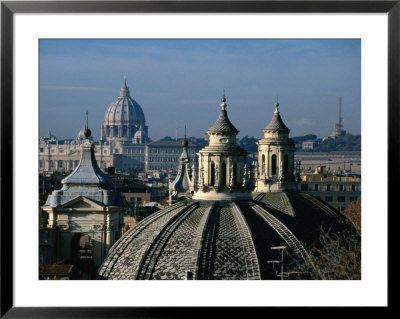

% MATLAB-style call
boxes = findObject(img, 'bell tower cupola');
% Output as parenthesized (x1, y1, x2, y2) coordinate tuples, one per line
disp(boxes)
(254, 99, 297, 192)
(193, 92, 251, 200)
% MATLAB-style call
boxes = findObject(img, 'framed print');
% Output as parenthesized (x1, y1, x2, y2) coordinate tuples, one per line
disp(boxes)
(1, 0, 396, 317)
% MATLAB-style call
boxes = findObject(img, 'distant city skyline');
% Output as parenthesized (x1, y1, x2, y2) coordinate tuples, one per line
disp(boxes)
(39, 39, 361, 141)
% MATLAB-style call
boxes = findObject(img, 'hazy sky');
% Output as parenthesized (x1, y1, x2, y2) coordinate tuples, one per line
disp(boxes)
(39, 39, 361, 141)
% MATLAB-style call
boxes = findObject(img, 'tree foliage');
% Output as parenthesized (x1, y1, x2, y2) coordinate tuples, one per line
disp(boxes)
(342, 199, 361, 232)
(291, 227, 361, 280)
(292, 134, 318, 143)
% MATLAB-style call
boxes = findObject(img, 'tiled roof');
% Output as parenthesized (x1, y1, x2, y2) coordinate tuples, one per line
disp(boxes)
(265, 111, 289, 131)
(61, 140, 112, 186)
(207, 110, 239, 135)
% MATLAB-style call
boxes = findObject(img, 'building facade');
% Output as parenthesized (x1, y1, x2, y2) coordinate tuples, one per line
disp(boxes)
(298, 166, 361, 211)
(145, 140, 198, 171)
(294, 151, 361, 174)
(41, 128, 127, 278)
(39, 132, 117, 173)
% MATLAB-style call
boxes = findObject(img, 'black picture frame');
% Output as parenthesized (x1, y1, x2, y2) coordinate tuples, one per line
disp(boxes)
(1, 1, 395, 317)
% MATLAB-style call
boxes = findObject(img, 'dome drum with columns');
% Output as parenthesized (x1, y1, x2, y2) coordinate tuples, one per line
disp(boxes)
(97, 94, 355, 280)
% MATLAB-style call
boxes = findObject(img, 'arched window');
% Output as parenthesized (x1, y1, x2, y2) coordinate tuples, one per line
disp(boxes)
(261, 154, 265, 174)
(210, 163, 215, 186)
(271, 154, 277, 175)
(221, 163, 227, 186)
(284, 154, 289, 176)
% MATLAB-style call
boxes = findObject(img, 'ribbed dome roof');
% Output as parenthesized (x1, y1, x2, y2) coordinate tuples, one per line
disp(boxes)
(265, 110, 289, 131)
(207, 97, 239, 135)
(98, 192, 349, 280)
(103, 80, 146, 126)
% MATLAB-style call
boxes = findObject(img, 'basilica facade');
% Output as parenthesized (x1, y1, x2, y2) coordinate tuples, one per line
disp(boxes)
(39, 80, 202, 173)
(39, 80, 150, 172)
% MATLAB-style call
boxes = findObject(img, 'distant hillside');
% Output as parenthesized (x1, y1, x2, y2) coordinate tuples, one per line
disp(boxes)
(315, 134, 361, 152)
(292, 134, 318, 143)
(293, 133, 361, 152)
(239, 136, 258, 153)
(165, 134, 361, 153)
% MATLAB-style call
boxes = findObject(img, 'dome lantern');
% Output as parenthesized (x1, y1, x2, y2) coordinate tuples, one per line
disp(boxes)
(255, 99, 297, 192)
(193, 93, 251, 200)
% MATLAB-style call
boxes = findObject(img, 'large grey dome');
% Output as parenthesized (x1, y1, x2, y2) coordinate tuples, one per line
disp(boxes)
(104, 80, 145, 125)
(101, 80, 149, 143)
(97, 192, 349, 280)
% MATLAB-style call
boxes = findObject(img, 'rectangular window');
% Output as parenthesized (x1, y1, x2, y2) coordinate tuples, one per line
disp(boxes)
(314, 184, 319, 191)
(325, 196, 333, 202)
(338, 196, 346, 202)
(40, 148, 44, 153)
(351, 184, 356, 191)
(327, 184, 331, 191)
(350, 196, 358, 202)
(339, 184, 344, 191)
(301, 184, 308, 191)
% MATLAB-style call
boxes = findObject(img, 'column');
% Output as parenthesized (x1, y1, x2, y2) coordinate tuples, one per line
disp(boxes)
(215, 158, 221, 187)
(226, 157, 231, 187)
(204, 155, 209, 186)
(266, 145, 270, 178)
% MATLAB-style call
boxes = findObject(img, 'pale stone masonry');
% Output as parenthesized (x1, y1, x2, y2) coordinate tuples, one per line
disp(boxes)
(42, 129, 127, 271)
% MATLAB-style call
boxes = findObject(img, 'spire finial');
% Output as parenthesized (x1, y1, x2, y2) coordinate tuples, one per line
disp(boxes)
(120, 77, 130, 97)
(182, 125, 188, 148)
(274, 95, 280, 113)
(220, 89, 227, 110)
(84, 110, 91, 137)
